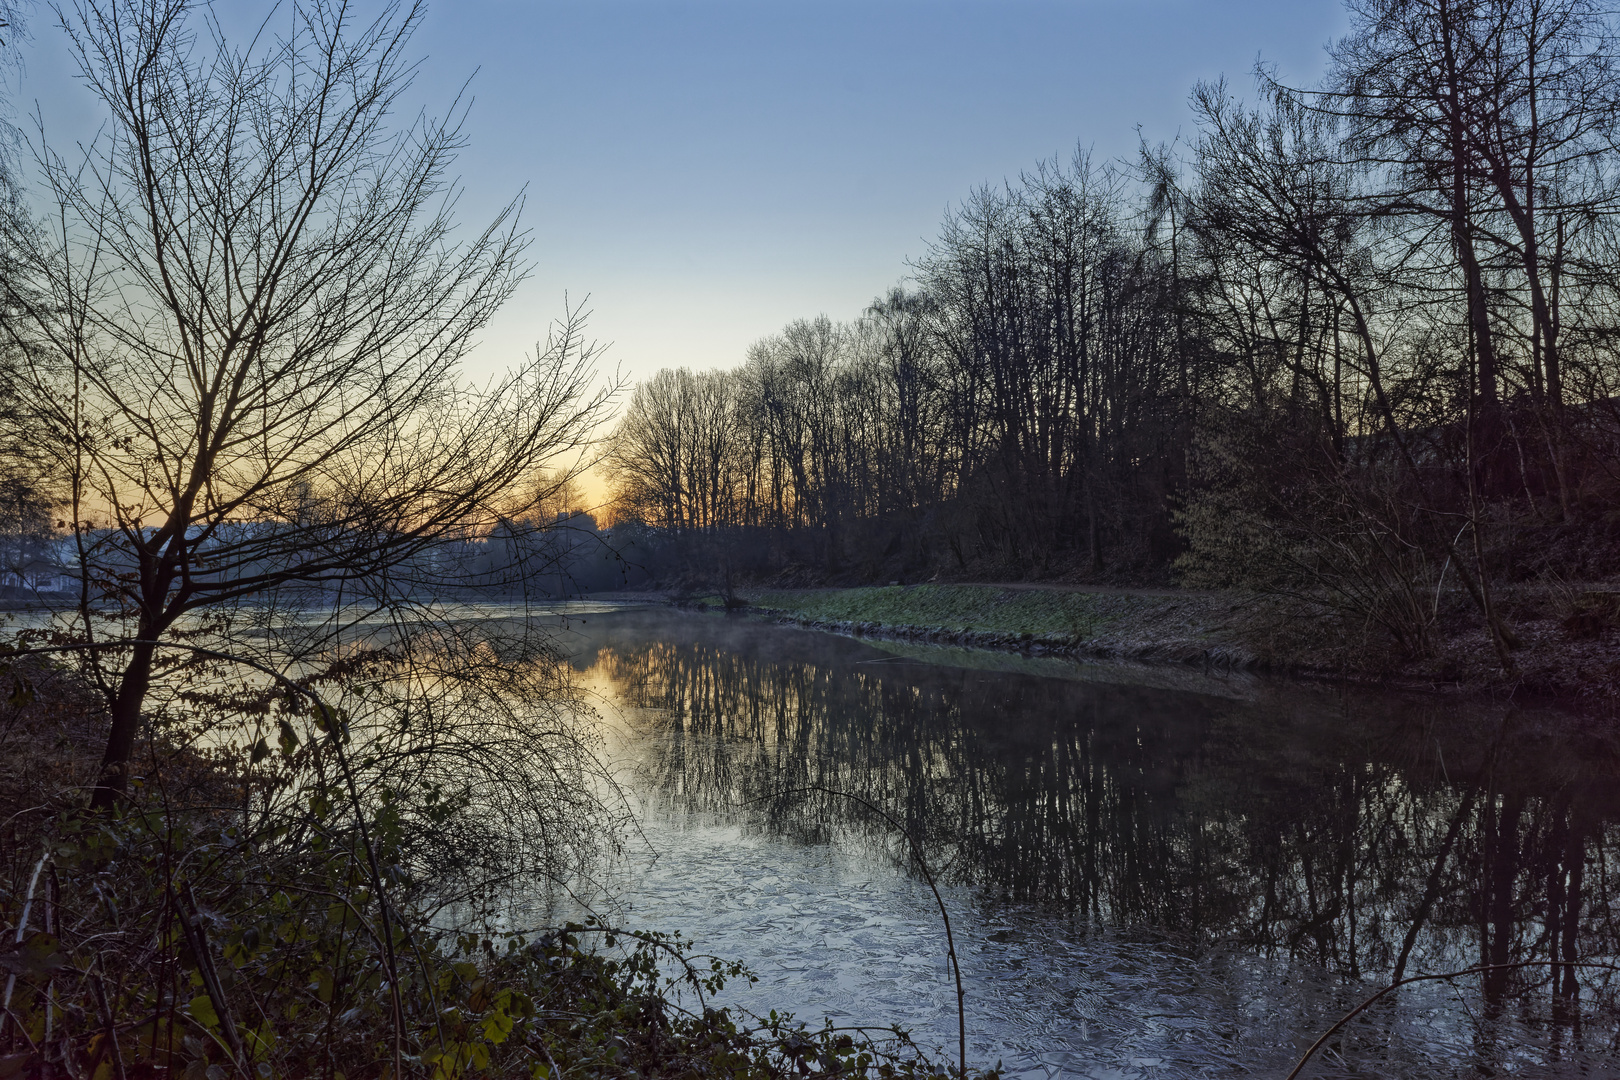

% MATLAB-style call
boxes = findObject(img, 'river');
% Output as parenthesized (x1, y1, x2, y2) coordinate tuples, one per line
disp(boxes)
(525, 603, 1620, 1079)
(15, 595, 1610, 1075)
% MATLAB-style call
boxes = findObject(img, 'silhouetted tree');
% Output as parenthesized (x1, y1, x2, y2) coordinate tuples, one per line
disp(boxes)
(0, 0, 615, 808)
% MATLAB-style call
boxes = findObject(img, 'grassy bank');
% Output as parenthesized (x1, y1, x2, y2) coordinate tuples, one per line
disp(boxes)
(708, 582, 1620, 706)
(752, 585, 1145, 639)
(728, 584, 1251, 668)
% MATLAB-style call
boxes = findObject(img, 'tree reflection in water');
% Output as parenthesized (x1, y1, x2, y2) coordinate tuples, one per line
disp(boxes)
(568, 608, 1619, 1055)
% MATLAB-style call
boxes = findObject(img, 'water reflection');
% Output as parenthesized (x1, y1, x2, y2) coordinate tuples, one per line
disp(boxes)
(564, 607, 1620, 1076)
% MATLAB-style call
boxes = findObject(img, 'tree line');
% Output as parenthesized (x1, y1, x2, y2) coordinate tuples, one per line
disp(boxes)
(609, 156, 1186, 580)
(607, 0, 1620, 663)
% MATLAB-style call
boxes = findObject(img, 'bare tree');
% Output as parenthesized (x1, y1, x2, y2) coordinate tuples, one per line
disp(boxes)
(608, 367, 732, 531)
(0, 0, 616, 809)
(1299, 1, 1620, 488)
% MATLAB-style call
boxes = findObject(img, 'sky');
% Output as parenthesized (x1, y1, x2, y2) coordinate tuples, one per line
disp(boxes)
(13, 0, 1348, 387)
(11, 0, 1349, 501)
(410, 0, 1353, 387)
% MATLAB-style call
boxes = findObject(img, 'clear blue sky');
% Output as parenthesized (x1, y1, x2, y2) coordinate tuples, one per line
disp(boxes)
(17, 0, 1349, 386)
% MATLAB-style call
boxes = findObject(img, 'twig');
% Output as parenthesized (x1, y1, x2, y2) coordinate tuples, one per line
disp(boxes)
(87, 968, 128, 1080)
(1284, 959, 1620, 1080)
(748, 785, 969, 1079)
(0, 849, 49, 1037)
(170, 881, 245, 1073)
(552, 922, 745, 1011)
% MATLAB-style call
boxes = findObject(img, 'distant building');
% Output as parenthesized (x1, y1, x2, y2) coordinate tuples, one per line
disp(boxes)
(0, 535, 75, 597)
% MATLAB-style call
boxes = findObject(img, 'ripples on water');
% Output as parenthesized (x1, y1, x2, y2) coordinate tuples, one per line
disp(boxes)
(546, 605, 1619, 1079)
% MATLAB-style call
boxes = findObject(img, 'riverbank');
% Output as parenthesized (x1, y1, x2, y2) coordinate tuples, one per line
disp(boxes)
(681, 582, 1620, 708)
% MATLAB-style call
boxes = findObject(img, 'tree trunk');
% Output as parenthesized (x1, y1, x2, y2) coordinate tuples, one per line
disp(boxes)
(90, 640, 157, 811)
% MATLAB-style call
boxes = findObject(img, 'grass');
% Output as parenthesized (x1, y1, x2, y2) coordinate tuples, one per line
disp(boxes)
(748, 584, 1156, 641)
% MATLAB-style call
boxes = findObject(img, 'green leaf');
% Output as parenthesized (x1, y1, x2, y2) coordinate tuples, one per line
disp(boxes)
(312, 702, 348, 741)
(187, 994, 220, 1029)
(0, 933, 66, 977)
(277, 718, 299, 758)
(245, 1022, 277, 1061)
(481, 1007, 513, 1045)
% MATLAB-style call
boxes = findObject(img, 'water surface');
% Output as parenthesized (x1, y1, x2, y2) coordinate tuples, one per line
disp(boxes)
(553, 606, 1618, 1078)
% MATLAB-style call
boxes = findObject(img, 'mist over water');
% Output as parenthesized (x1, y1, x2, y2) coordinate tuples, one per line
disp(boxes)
(544, 606, 1620, 1078)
